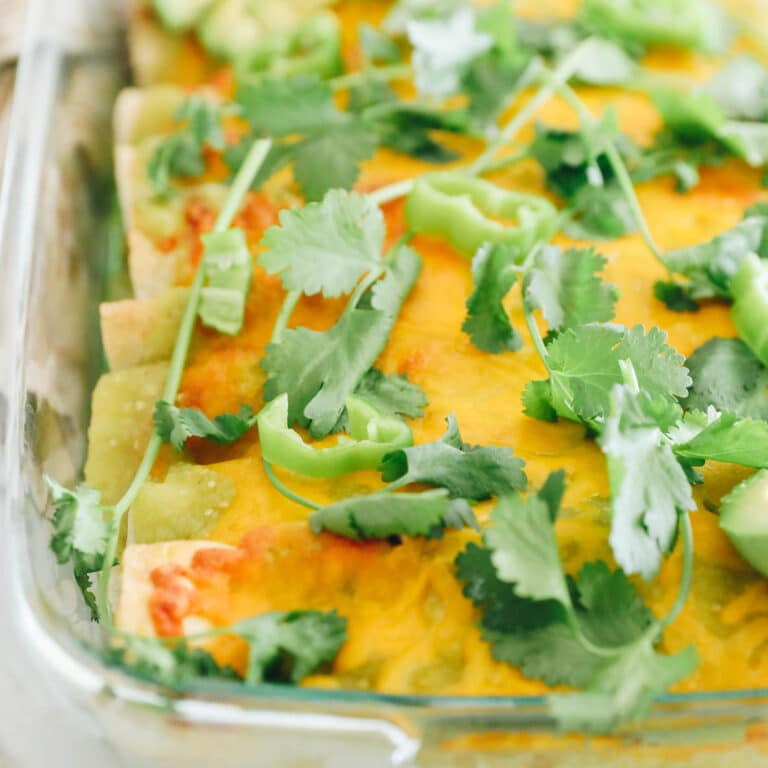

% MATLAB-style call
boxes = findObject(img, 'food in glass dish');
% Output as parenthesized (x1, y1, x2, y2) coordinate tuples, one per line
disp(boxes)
(47, 0, 768, 733)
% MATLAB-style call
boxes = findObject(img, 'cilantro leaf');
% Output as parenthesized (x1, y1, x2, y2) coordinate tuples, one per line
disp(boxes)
(46, 478, 112, 620)
(262, 245, 421, 438)
(457, 478, 695, 730)
(529, 120, 618, 200)
(673, 412, 768, 468)
(653, 88, 768, 170)
(383, 0, 465, 35)
(537, 469, 566, 522)
(460, 3, 532, 127)
(562, 183, 637, 241)
(489, 559, 656, 690)
(524, 246, 618, 332)
(660, 214, 768, 301)
(543, 324, 691, 427)
(407, 8, 493, 99)
(549, 641, 698, 733)
(522, 380, 558, 422)
(230, 610, 347, 684)
(653, 280, 700, 312)
(259, 190, 385, 298)
(485, 493, 571, 605)
(462, 243, 523, 354)
(459, 549, 655, 688)
(238, 76, 340, 136)
(574, 560, 654, 646)
(361, 101, 471, 164)
(600, 385, 695, 579)
(683, 337, 768, 420)
(47, 479, 110, 571)
(235, 77, 378, 201)
(379, 414, 527, 500)
(352, 369, 428, 420)
(105, 638, 239, 687)
(107, 611, 346, 687)
(632, 141, 709, 193)
(456, 482, 661, 693)
(291, 122, 379, 202)
(154, 401, 257, 452)
(484, 621, 600, 688)
(309, 489, 477, 540)
(528, 117, 638, 239)
(147, 97, 226, 197)
(704, 56, 768, 122)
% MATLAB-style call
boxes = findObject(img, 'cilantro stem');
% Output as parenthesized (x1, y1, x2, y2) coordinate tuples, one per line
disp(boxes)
(349, 267, 386, 310)
(525, 308, 550, 368)
(370, 475, 411, 495)
(330, 64, 412, 93)
(619, 359, 641, 394)
(367, 178, 416, 208)
(96, 139, 273, 626)
(555, 82, 663, 262)
(468, 40, 594, 176)
(271, 289, 302, 345)
(262, 459, 321, 510)
(482, 146, 531, 174)
(659, 511, 694, 631)
(365, 41, 592, 209)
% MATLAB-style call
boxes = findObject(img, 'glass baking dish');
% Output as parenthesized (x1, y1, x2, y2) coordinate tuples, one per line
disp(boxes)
(3, 0, 768, 765)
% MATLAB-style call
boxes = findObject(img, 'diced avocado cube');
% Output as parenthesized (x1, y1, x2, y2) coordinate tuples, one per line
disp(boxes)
(720, 468, 768, 575)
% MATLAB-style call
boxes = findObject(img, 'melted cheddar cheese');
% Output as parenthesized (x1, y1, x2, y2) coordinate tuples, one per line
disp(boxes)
(107, 0, 768, 701)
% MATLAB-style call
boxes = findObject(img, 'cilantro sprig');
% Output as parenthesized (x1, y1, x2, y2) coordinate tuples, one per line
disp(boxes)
(683, 338, 768, 419)
(462, 243, 523, 354)
(259, 189, 387, 298)
(46, 479, 112, 620)
(654, 208, 768, 309)
(49, 139, 273, 626)
(154, 401, 257, 452)
(109, 610, 346, 687)
(309, 490, 477, 541)
(148, 97, 228, 198)
(260, 198, 421, 438)
(265, 409, 524, 542)
(380, 414, 527, 500)
(232, 76, 378, 202)
(457, 476, 698, 732)
(523, 323, 690, 429)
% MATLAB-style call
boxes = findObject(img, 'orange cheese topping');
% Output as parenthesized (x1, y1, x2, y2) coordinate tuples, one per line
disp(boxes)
(127, 0, 768, 697)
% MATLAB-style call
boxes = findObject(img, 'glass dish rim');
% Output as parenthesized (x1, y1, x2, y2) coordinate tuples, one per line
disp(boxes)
(2, 0, 768, 733)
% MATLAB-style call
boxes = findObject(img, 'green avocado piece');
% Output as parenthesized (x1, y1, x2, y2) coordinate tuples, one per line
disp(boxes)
(151, 0, 216, 33)
(731, 252, 768, 368)
(131, 463, 235, 544)
(720, 468, 768, 575)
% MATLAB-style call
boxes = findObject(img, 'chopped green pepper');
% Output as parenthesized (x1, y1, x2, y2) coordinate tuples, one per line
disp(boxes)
(731, 252, 768, 366)
(236, 13, 342, 81)
(258, 393, 413, 478)
(405, 171, 558, 257)
(198, 228, 253, 336)
(581, 0, 726, 53)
